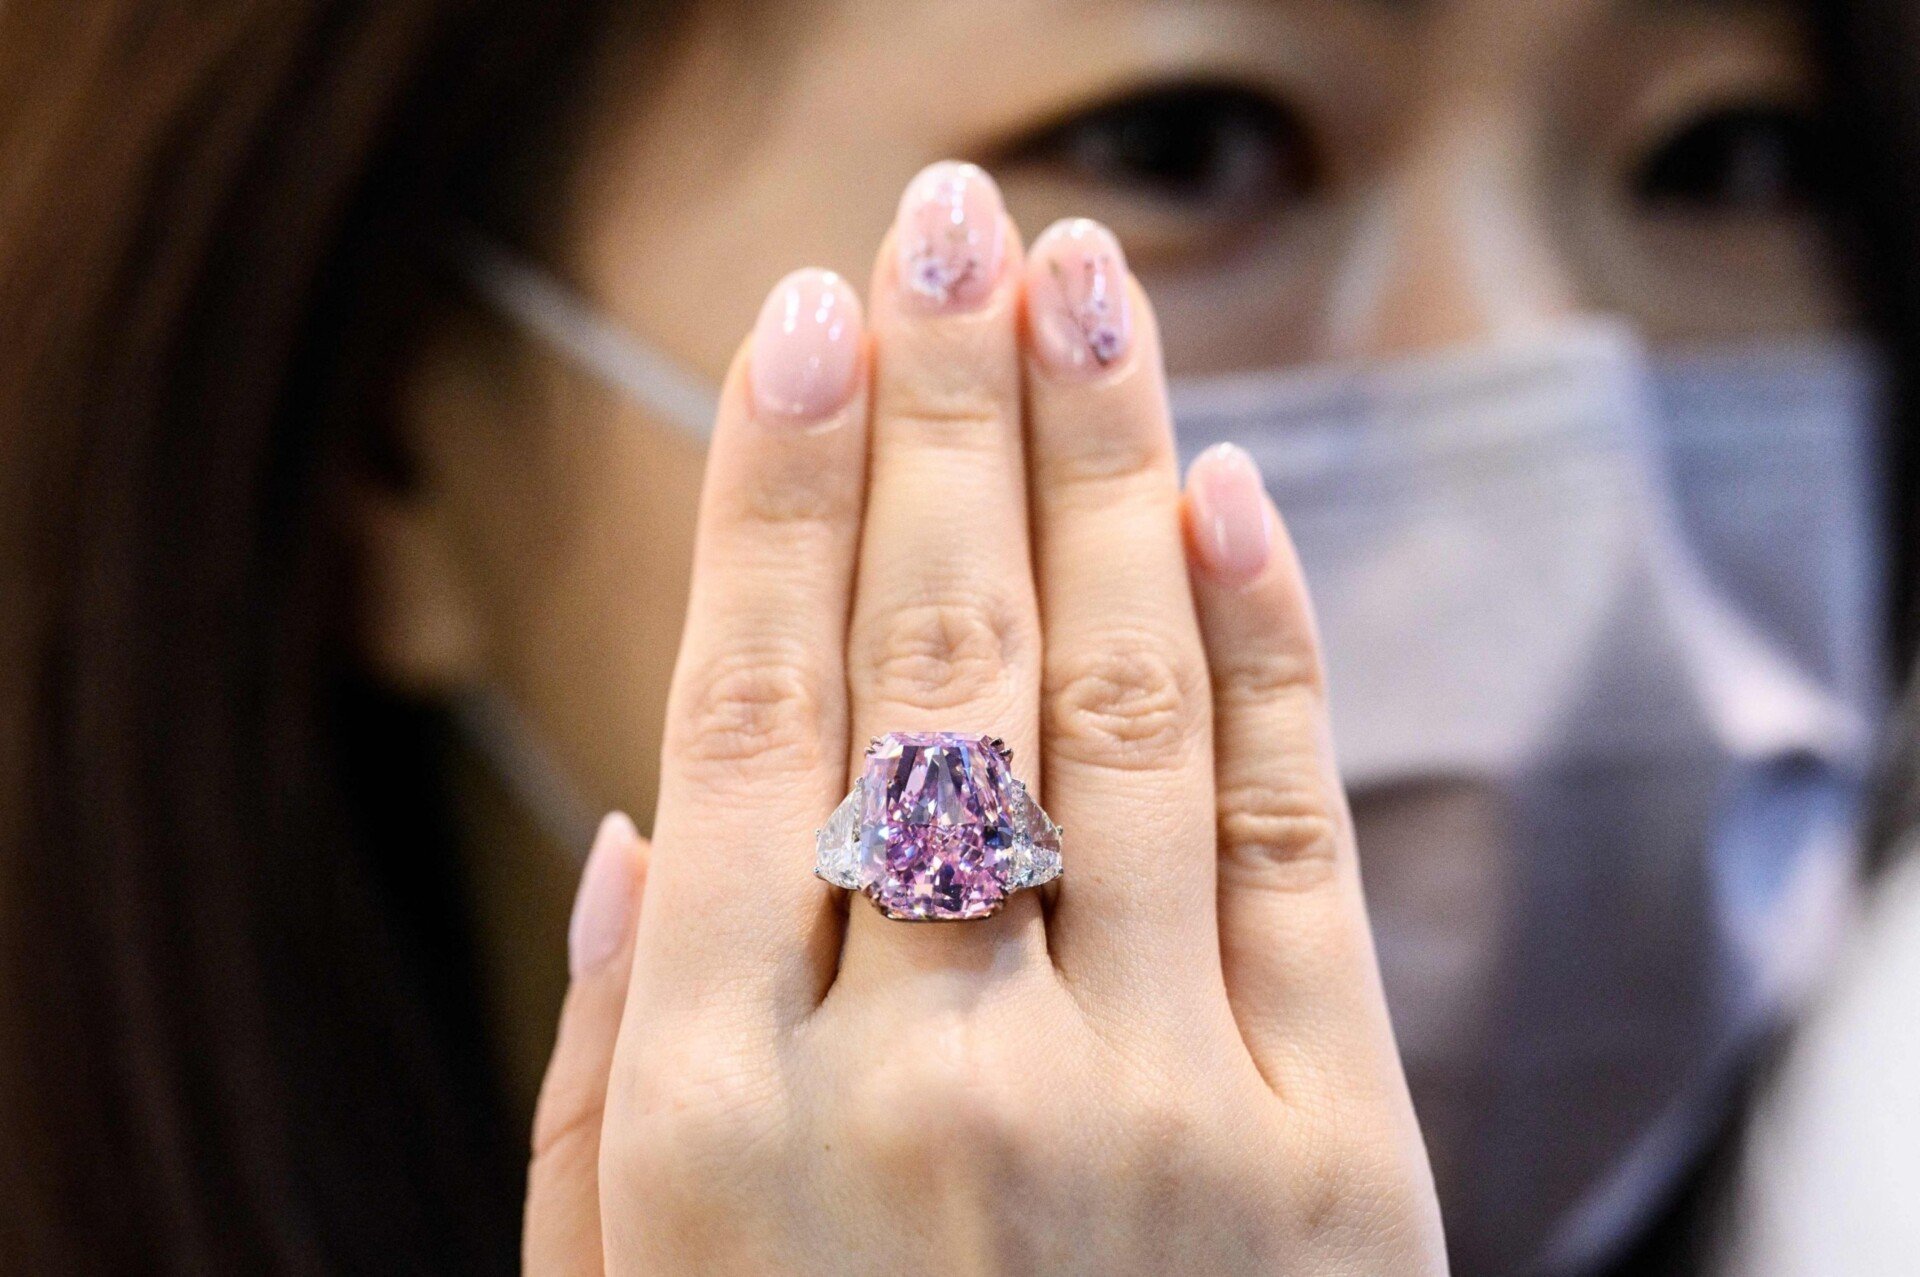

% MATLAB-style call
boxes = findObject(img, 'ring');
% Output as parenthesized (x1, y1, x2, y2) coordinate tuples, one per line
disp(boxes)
(816, 731, 1063, 921)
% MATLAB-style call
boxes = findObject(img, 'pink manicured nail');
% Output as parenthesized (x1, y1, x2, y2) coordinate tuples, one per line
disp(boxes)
(750, 268, 863, 421)
(1187, 444, 1272, 587)
(1026, 218, 1133, 377)
(895, 161, 1007, 312)
(568, 811, 640, 979)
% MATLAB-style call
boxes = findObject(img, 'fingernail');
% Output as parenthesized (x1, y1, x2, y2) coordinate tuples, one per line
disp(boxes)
(1026, 217, 1133, 378)
(750, 268, 864, 421)
(568, 811, 639, 979)
(1187, 444, 1272, 587)
(895, 160, 1007, 312)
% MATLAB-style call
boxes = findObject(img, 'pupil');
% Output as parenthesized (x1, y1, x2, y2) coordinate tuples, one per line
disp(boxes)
(1059, 84, 1309, 204)
(1634, 106, 1827, 212)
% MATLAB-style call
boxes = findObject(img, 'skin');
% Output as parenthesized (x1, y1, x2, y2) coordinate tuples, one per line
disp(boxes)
(524, 181, 1447, 1272)
(364, 0, 1845, 1267)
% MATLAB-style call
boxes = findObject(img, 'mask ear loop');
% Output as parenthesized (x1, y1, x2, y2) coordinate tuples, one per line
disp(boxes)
(442, 230, 712, 862)
(448, 228, 721, 442)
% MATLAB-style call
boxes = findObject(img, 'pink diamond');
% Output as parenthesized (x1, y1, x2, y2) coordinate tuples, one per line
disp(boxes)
(859, 732, 1016, 920)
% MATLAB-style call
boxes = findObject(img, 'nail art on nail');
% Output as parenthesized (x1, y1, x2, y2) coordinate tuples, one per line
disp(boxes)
(750, 268, 864, 421)
(1028, 218, 1132, 376)
(896, 161, 1006, 312)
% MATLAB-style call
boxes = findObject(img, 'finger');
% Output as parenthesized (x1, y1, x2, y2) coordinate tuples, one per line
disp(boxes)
(633, 269, 867, 1022)
(836, 162, 1048, 983)
(1024, 219, 1217, 1006)
(1183, 445, 1406, 1101)
(525, 813, 646, 1277)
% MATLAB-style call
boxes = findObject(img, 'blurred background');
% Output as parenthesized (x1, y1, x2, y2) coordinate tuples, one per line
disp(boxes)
(3, 1, 1920, 1273)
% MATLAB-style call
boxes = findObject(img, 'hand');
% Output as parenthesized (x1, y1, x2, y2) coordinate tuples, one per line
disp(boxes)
(524, 163, 1446, 1275)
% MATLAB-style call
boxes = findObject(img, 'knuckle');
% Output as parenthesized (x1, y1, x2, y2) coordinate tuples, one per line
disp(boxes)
(1217, 769, 1345, 892)
(606, 1039, 784, 1200)
(1046, 641, 1205, 771)
(1289, 1127, 1428, 1261)
(670, 645, 829, 773)
(859, 595, 1025, 710)
(529, 1072, 603, 1166)
(839, 1027, 1022, 1176)
(1021, 1081, 1202, 1196)
(880, 365, 1016, 444)
(1114, 1087, 1202, 1166)
(1047, 430, 1176, 493)
(527, 1092, 603, 1205)
(884, 401, 1011, 444)
(735, 477, 857, 535)
(1217, 647, 1326, 710)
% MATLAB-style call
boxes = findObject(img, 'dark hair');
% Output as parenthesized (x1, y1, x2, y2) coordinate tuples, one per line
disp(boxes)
(1608, 12, 1920, 1273)
(0, 2, 688, 1270)
(0, 2, 1914, 1274)
(1817, 0, 1920, 867)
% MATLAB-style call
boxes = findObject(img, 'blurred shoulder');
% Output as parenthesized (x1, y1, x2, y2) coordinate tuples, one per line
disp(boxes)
(1712, 845, 1920, 1276)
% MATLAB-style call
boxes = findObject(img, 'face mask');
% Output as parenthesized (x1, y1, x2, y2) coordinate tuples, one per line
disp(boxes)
(456, 239, 1887, 1275)
(1171, 327, 1887, 1273)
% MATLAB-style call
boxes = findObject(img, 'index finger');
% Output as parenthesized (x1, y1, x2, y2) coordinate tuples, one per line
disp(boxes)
(630, 268, 868, 1026)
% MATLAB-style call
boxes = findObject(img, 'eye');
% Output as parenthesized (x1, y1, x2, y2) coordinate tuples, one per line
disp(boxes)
(1630, 103, 1831, 215)
(1005, 81, 1318, 215)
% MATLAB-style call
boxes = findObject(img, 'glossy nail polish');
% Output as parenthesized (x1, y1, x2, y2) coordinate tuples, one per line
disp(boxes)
(569, 811, 639, 979)
(1187, 443, 1272, 587)
(1027, 218, 1133, 377)
(750, 268, 864, 421)
(895, 160, 1007, 312)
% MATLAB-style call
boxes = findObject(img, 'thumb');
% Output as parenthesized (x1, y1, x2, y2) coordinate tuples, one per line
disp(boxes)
(524, 812, 646, 1277)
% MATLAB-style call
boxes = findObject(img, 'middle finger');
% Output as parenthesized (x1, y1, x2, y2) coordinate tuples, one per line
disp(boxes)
(836, 162, 1048, 987)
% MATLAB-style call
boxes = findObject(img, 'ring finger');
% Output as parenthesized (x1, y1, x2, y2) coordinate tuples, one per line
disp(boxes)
(834, 162, 1047, 988)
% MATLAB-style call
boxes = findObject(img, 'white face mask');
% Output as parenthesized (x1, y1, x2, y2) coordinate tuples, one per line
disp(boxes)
(455, 238, 1888, 1275)
(1173, 326, 1887, 1273)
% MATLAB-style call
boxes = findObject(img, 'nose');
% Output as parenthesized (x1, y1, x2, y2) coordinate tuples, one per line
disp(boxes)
(1324, 103, 1577, 360)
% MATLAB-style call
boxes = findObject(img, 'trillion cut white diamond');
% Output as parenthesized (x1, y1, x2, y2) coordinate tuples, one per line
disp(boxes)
(1005, 780, 1063, 890)
(814, 778, 866, 889)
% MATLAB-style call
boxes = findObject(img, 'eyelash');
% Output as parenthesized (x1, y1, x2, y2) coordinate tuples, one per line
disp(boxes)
(1630, 103, 1831, 214)
(1004, 80, 1321, 215)
(1006, 78, 1826, 220)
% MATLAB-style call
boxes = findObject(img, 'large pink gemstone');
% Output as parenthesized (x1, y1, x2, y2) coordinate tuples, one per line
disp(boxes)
(859, 732, 1016, 920)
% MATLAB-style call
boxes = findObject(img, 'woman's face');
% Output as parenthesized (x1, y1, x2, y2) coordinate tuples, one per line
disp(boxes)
(577, 0, 1838, 374)
(373, 0, 1840, 1090)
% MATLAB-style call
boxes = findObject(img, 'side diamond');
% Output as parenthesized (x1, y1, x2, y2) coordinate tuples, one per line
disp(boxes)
(814, 779, 866, 888)
(1006, 780, 1063, 890)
